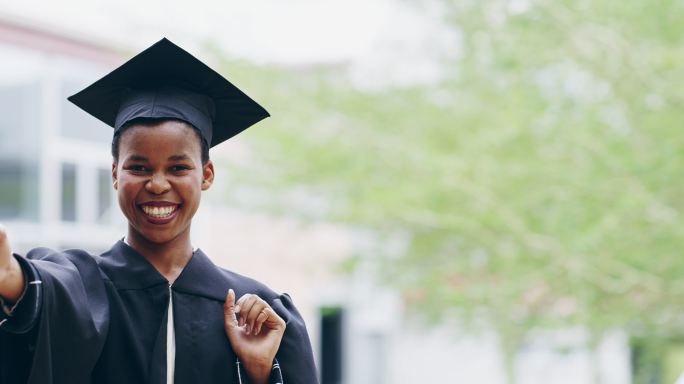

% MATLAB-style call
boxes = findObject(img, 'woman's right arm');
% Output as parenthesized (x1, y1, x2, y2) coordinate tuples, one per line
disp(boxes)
(0, 224, 25, 303)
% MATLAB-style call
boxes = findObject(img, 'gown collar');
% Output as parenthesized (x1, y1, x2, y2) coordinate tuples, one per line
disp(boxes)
(99, 240, 230, 302)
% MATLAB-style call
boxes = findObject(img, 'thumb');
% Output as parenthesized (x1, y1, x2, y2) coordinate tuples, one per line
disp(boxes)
(0, 224, 12, 267)
(224, 289, 238, 329)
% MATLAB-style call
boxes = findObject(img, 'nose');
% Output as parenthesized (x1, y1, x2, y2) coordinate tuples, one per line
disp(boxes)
(145, 172, 171, 195)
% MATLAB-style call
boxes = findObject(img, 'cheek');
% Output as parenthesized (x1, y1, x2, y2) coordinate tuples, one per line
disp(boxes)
(116, 179, 142, 205)
(179, 180, 203, 207)
(183, 184, 203, 204)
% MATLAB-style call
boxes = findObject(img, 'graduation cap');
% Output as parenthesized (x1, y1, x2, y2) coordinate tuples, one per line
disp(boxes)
(67, 38, 269, 148)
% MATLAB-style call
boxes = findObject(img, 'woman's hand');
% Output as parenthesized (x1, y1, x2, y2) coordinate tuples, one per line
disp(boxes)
(224, 289, 286, 384)
(0, 224, 10, 269)
(0, 224, 24, 302)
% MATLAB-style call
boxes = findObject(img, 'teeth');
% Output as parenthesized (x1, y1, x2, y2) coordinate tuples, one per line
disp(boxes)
(141, 205, 177, 218)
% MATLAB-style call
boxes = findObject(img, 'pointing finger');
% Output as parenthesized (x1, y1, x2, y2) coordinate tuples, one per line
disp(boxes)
(223, 289, 238, 328)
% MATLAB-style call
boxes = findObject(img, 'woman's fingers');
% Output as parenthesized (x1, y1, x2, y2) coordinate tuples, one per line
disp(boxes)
(254, 307, 273, 335)
(236, 294, 258, 329)
(229, 293, 285, 336)
(245, 300, 265, 335)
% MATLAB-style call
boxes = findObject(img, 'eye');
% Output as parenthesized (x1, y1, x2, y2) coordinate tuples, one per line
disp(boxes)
(170, 165, 192, 172)
(124, 165, 148, 172)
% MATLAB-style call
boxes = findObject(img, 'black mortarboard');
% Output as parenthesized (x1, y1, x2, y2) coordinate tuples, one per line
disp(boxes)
(67, 38, 269, 148)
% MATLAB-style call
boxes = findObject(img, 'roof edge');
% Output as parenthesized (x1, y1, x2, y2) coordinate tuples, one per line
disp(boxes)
(0, 13, 123, 65)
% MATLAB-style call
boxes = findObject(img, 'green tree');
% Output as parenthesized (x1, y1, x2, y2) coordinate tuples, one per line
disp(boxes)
(216, 1, 684, 382)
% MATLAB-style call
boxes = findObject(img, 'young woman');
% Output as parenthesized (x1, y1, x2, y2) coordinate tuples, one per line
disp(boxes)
(0, 38, 318, 384)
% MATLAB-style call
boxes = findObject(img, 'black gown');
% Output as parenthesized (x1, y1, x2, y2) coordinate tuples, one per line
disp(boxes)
(0, 240, 319, 384)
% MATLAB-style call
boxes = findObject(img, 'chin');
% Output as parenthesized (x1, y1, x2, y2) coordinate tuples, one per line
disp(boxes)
(129, 224, 186, 246)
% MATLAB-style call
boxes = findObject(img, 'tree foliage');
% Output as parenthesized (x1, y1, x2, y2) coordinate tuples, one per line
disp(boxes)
(217, 0, 684, 372)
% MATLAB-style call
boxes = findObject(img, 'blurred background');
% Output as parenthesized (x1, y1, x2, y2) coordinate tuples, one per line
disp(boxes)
(0, 0, 683, 383)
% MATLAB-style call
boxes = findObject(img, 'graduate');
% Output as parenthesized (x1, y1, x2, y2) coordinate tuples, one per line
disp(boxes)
(0, 38, 319, 384)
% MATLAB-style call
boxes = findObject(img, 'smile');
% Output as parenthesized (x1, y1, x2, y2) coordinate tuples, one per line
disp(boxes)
(139, 203, 180, 223)
(141, 205, 177, 218)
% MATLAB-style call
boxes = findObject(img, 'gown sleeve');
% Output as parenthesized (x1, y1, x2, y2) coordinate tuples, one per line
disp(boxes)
(235, 357, 284, 384)
(0, 248, 109, 384)
(272, 293, 319, 384)
(0, 255, 40, 332)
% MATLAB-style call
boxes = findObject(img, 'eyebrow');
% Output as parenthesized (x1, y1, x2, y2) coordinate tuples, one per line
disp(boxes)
(124, 154, 192, 162)
(167, 154, 192, 162)
(126, 155, 148, 162)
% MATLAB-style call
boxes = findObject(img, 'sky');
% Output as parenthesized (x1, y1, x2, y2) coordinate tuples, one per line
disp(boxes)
(0, 0, 460, 88)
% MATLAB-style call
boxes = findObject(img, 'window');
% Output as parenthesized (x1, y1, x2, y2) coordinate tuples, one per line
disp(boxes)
(97, 167, 113, 222)
(0, 81, 41, 221)
(60, 79, 111, 143)
(61, 163, 77, 222)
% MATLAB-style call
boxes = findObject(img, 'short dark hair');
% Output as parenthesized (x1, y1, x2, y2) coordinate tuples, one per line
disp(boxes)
(111, 118, 210, 165)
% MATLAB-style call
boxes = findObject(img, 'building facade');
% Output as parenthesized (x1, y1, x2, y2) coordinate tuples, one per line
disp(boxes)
(0, 17, 126, 254)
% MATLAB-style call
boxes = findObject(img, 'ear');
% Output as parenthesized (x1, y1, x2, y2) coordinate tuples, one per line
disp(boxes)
(201, 160, 215, 191)
(112, 162, 119, 190)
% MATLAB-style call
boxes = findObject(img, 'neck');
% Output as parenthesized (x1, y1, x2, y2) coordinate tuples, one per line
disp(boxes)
(126, 228, 194, 284)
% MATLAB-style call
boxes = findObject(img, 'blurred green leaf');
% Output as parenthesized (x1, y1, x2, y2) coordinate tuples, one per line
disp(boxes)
(215, 1, 684, 380)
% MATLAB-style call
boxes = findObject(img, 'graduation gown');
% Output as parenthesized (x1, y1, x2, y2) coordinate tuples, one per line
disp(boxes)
(0, 240, 319, 384)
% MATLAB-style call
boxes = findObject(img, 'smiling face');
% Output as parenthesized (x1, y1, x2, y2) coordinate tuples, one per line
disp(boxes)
(112, 120, 214, 246)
